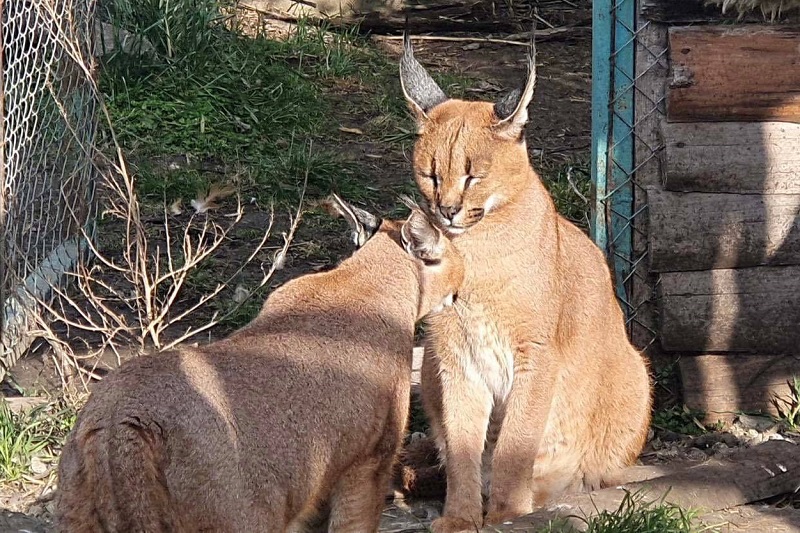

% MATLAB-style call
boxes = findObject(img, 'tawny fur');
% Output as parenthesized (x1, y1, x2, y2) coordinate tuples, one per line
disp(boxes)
(55, 203, 464, 533)
(399, 37, 653, 532)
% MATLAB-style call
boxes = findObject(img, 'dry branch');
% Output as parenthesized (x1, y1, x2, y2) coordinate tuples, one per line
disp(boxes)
(376, 26, 589, 46)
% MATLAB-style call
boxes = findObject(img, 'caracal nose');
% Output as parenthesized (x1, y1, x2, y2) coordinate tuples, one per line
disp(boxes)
(438, 204, 461, 221)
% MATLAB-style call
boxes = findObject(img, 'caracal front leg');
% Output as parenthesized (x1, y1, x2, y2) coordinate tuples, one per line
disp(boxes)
(327, 455, 394, 533)
(485, 341, 558, 526)
(423, 347, 493, 533)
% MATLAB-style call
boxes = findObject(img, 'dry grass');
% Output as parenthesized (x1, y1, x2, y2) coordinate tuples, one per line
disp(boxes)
(705, 0, 800, 19)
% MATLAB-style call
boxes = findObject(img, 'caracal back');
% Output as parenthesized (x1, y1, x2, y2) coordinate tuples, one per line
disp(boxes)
(55, 197, 464, 533)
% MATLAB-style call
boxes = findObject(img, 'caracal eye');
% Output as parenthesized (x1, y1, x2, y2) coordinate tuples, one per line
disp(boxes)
(465, 176, 481, 189)
(420, 172, 438, 189)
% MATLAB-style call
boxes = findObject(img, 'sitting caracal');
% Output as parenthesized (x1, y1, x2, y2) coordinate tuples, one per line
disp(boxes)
(398, 36, 652, 531)
(55, 195, 464, 533)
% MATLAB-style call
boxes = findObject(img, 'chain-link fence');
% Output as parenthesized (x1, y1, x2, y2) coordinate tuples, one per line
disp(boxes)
(0, 0, 99, 380)
(591, 0, 668, 351)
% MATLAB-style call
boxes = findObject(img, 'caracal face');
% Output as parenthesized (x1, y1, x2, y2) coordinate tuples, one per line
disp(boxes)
(399, 34, 539, 235)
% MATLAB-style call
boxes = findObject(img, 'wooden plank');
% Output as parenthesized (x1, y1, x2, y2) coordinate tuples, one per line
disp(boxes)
(648, 188, 800, 272)
(630, 20, 669, 351)
(664, 122, 800, 194)
(667, 26, 800, 123)
(485, 440, 800, 531)
(680, 354, 800, 423)
(659, 266, 800, 353)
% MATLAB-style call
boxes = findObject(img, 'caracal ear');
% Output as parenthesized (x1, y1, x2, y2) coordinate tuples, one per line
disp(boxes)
(399, 32, 448, 127)
(492, 27, 537, 141)
(319, 193, 382, 248)
(399, 196, 445, 263)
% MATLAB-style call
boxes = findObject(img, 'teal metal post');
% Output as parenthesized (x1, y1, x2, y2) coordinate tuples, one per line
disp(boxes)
(591, 0, 636, 314)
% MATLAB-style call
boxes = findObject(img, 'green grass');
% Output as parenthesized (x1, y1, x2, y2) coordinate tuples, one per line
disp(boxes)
(213, 294, 264, 330)
(772, 375, 800, 431)
(99, 0, 488, 215)
(100, 5, 391, 208)
(536, 490, 708, 533)
(102, 37, 343, 205)
(283, 18, 367, 79)
(0, 400, 77, 484)
(371, 67, 477, 146)
(541, 159, 591, 229)
(96, 0, 594, 342)
(98, 0, 232, 67)
(652, 404, 708, 436)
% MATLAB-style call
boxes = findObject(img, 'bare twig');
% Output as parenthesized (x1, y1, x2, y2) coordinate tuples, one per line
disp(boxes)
(378, 27, 580, 47)
(533, 13, 555, 29)
(566, 166, 588, 204)
(380, 34, 530, 47)
(19, 4, 302, 388)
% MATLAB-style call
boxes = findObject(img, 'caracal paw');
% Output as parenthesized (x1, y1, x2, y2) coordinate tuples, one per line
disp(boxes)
(429, 516, 482, 533)
(483, 509, 528, 527)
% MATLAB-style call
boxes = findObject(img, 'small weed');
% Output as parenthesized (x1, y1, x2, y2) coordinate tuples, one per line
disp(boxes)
(653, 359, 681, 396)
(582, 490, 702, 533)
(652, 405, 708, 436)
(433, 71, 475, 99)
(233, 227, 270, 242)
(772, 375, 800, 431)
(537, 490, 706, 533)
(212, 290, 264, 329)
(284, 18, 365, 78)
(183, 261, 218, 294)
(0, 400, 77, 484)
(135, 167, 210, 203)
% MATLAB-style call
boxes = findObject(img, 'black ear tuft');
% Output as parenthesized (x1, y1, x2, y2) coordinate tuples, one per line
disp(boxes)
(494, 88, 522, 121)
(491, 23, 538, 139)
(320, 194, 381, 248)
(400, 33, 449, 116)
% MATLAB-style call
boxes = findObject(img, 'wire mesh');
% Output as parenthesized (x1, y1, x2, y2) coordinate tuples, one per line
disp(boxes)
(593, 0, 668, 350)
(0, 0, 99, 378)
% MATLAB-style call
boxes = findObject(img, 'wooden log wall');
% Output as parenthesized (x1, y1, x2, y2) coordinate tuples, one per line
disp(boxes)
(667, 26, 800, 123)
(638, 10, 800, 422)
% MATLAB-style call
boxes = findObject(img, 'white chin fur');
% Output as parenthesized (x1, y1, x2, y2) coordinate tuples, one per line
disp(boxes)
(445, 226, 466, 235)
(484, 194, 501, 213)
(430, 293, 454, 315)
